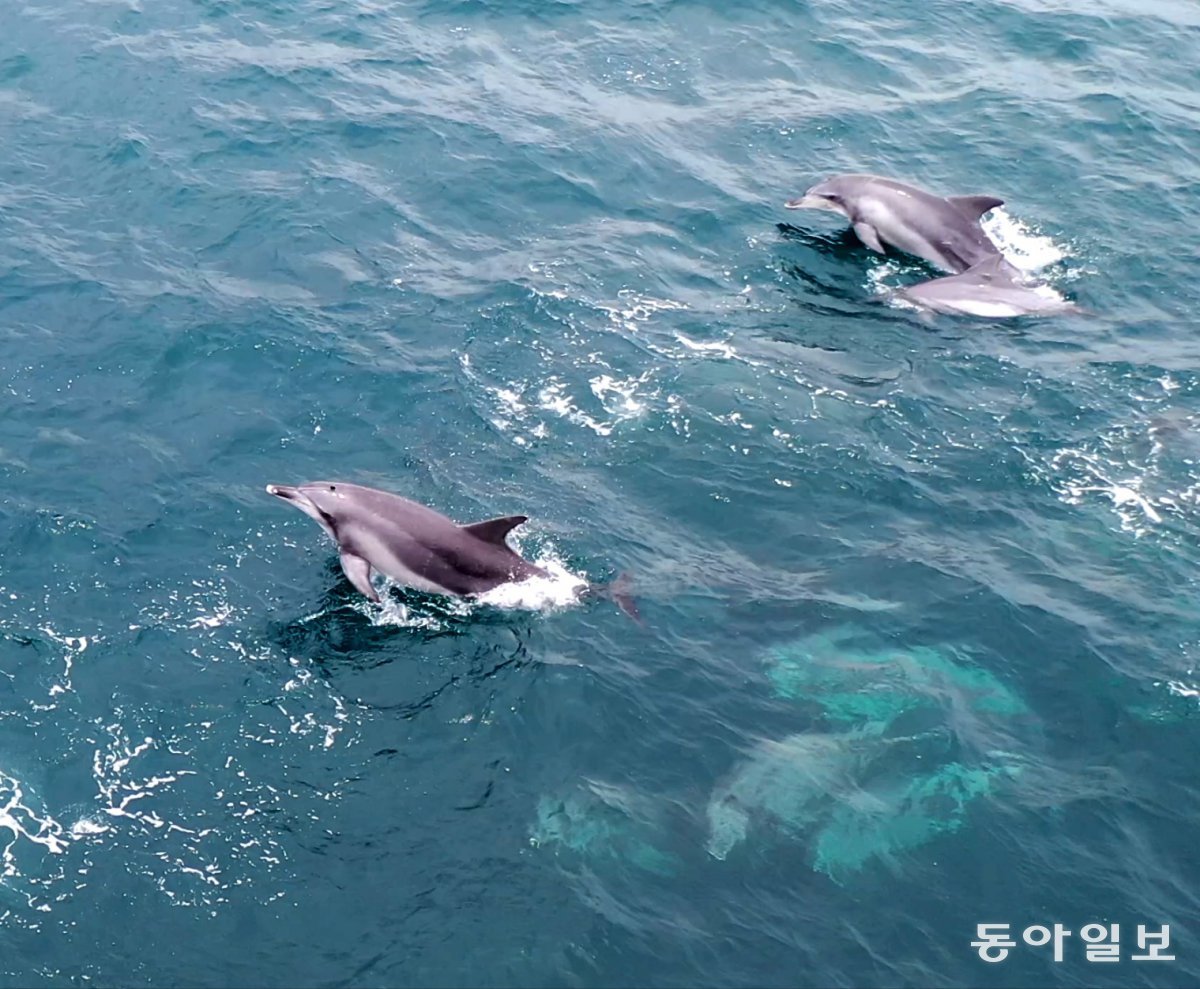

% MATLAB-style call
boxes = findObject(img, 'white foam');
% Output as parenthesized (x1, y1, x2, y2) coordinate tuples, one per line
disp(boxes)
(982, 208, 1067, 274)
(674, 332, 738, 360)
(536, 378, 616, 437)
(590, 372, 652, 422)
(1165, 680, 1200, 699)
(361, 593, 473, 629)
(37, 626, 98, 700)
(69, 817, 111, 838)
(1052, 448, 1164, 535)
(595, 291, 688, 335)
(1042, 414, 1200, 536)
(477, 552, 588, 611)
(866, 260, 907, 300)
(0, 771, 68, 881)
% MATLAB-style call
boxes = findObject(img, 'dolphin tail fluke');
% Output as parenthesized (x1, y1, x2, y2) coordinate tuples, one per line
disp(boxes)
(610, 572, 642, 623)
(586, 571, 642, 624)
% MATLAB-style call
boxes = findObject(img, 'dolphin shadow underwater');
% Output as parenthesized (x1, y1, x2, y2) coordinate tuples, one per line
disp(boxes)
(784, 174, 1084, 318)
(266, 480, 640, 622)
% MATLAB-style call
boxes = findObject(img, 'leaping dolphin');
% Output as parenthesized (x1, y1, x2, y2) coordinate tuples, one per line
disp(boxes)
(266, 481, 639, 617)
(895, 255, 1080, 318)
(785, 174, 1005, 273)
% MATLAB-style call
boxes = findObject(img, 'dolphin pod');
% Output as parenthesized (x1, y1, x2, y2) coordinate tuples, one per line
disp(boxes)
(785, 173, 1076, 317)
(267, 173, 1080, 609)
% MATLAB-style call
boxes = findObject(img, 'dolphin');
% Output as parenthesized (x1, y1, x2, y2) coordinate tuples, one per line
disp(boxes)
(785, 174, 1005, 273)
(894, 255, 1079, 318)
(266, 480, 639, 617)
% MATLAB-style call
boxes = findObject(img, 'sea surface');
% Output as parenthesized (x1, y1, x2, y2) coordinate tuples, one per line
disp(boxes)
(2, 1, 1200, 986)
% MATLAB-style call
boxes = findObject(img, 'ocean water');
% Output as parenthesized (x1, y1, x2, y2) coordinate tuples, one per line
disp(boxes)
(2, 0, 1200, 985)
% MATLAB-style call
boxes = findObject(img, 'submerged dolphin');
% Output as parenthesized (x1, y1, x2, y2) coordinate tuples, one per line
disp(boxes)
(785, 174, 1004, 273)
(895, 255, 1079, 318)
(266, 480, 639, 616)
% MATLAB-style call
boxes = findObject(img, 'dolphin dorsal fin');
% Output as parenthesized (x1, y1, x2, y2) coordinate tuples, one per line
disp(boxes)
(965, 253, 1020, 282)
(462, 515, 528, 546)
(948, 195, 1004, 219)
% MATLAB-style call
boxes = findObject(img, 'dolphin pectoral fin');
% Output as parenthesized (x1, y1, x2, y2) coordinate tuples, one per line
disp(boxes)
(339, 551, 379, 602)
(461, 515, 528, 546)
(852, 222, 886, 254)
(947, 195, 1004, 219)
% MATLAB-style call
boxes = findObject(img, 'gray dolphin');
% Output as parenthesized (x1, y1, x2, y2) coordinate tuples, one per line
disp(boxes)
(266, 480, 639, 617)
(895, 255, 1080, 318)
(785, 174, 1005, 273)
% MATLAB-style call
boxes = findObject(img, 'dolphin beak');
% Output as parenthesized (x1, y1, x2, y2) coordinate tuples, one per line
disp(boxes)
(265, 484, 296, 500)
(784, 194, 826, 210)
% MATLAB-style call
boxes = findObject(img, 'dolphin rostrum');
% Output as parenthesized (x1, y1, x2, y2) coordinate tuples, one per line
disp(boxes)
(785, 174, 1005, 273)
(895, 255, 1079, 318)
(266, 480, 639, 617)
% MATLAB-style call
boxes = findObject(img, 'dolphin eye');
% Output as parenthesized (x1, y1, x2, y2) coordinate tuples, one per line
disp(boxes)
(825, 193, 841, 204)
(330, 485, 337, 492)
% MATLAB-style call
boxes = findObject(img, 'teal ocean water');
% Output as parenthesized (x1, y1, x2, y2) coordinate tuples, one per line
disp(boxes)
(3, 1, 1200, 986)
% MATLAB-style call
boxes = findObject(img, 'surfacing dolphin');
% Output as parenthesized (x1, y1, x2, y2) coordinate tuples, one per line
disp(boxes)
(785, 174, 1005, 274)
(895, 255, 1080, 319)
(266, 481, 638, 617)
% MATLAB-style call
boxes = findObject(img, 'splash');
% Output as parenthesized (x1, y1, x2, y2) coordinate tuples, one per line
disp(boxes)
(357, 593, 473, 631)
(359, 542, 589, 625)
(590, 372, 654, 423)
(534, 374, 655, 437)
(865, 259, 907, 303)
(981, 208, 1068, 274)
(476, 554, 588, 611)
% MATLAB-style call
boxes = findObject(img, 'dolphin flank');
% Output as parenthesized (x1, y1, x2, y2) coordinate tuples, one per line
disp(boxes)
(266, 480, 639, 618)
(785, 173, 1005, 273)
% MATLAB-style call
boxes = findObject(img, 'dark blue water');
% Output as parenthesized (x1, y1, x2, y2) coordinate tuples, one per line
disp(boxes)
(3, 1, 1200, 986)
